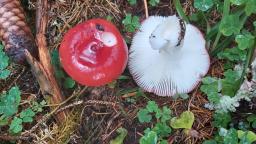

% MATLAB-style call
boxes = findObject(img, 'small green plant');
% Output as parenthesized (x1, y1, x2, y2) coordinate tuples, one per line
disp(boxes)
(200, 68, 242, 105)
(0, 87, 46, 134)
(9, 117, 23, 134)
(137, 101, 172, 144)
(31, 100, 46, 113)
(213, 111, 231, 128)
(137, 101, 171, 123)
(149, 0, 160, 7)
(20, 108, 35, 123)
(170, 111, 195, 135)
(173, 93, 189, 100)
(0, 87, 21, 118)
(219, 14, 242, 36)
(203, 128, 256, 144)
(106, 15, 114, 22)
(139, 131, 158, 144)
(235, 32, 255, 50)
(247, 114, 256, 129)
(191, 0, 256, 143)
(194, 0, 214, 11)
(203, 106, 256, 143)
(51, 49, 76, 89)
(170, 111, 194, 129)
(217, 47, 247, 62)
(122, 13, 140, 33)
(239, 0, 256, 16)
(237, 130, 256, 143)
(200, 77, 221, 104)
(127, 0, 136, 5)
(110, 127, 128, 144)
(0, 44, 10, 79)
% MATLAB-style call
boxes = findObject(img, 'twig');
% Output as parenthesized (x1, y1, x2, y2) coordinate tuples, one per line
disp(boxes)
(188, 85, 200, 111)
(56, 100, 119, 114)
(104, 112, 121, 134)
(0, 135, 31, 141)
(25, 50, 53, 95)
(34, 0, 68, 122)
(56, 100, 83, 113)
(102, 122, 122, 141)
(143, 0, 149, 18)
(121, 92, 137, 98)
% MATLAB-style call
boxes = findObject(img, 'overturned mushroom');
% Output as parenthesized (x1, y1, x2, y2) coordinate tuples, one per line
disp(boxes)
(129, 15, 210, 96)
(59, 19, 128, 86)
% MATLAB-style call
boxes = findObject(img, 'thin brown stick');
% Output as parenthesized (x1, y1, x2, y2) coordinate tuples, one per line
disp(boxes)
(35, 0, 68, 122)
(56, 100, 119, 114)
(0, 135, 31, 141)
(25, 50, 53, 95)
(143, 0, 149, 18)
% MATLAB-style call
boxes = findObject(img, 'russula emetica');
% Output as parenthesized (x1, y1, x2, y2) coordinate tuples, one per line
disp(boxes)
(128, 15, 210, 96)
(59, 19, 128, 86)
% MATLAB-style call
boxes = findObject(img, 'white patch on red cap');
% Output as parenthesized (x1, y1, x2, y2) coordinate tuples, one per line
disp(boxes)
(100, 32, 117, 47)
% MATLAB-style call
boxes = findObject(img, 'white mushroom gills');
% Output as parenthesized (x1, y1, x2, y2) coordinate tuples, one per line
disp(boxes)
(128, 15, 210, 96)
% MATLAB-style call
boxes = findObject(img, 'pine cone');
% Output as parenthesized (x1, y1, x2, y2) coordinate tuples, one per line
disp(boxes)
(0, 0, 37, 64)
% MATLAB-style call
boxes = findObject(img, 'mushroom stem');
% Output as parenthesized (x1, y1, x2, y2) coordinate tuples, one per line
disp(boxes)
(149, 16, 186, 52)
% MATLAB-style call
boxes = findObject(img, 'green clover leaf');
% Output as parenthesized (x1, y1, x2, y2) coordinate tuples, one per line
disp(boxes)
(223, 128, 238, 144)
(222, 69, 241, 96)
(149, 0, 160, 7)
(64, 77, 76, 89)
(213, 112, 231, 128)
(194, 0, 214, 11)
(122, 13, 140, 32)
(238, 130, 256, 143)
(0, 87, 21, 117)
(0, 69, 10, 79)
(230, 0, 246, 5)
(137, 109, 152, 123)
(235, 33, 255, 50)
(146, 101, 159, 113)
(200, 77, 221, 104)
(127, 0, 136, 5)
(219, 14, 242, 36)
(20, 108, 35, 123)
(9, 117, 23, 134)
(160, 106, 171, 123)
(170, 111, 195, 129)
(217, 47, 247, 62)
(152, 122, 172, 137)
(245, 0, 256, 16)
(0, 44, 10, 79)
(110, 127, 128, 144)
(139, 131, 158, 144)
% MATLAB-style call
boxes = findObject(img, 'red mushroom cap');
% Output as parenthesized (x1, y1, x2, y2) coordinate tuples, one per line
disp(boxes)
(59, 19, 128, 86)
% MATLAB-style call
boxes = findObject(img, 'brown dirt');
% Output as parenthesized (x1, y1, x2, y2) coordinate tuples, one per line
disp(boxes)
(0, 0, 228, 144)
(44, 0, 217, 143)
